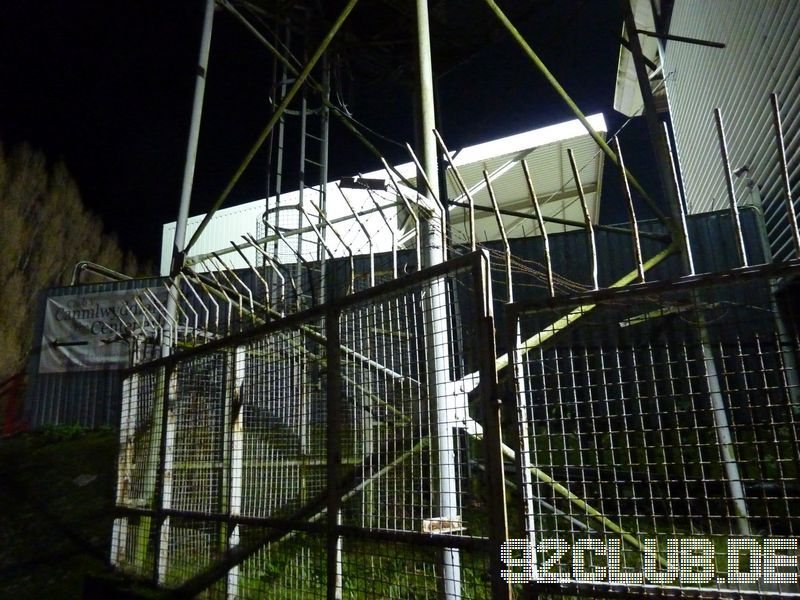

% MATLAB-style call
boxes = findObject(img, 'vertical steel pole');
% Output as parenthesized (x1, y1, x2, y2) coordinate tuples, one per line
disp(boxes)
(521, 160, 554, 297)
(714, 108, 749, 267)
(154, 367, 177, 584)
(611, 138, 645, 282)
(169, 0, 215, 282)
(415, 1, 460, 597)
(567, 148, 600, 289)
(662, 122, 696, 275)
(770, 93, 800, 257)
(506, 305, 539, 585)
(271, 26, 289, 260)
(298, 89, 308, 301)
(700, 331, 752, 535)
(227, 348, 244, 598)
(223, 345, 244, 596)
(319, 58, 332, 298)
(325, 306, 343, 600)
(164, 0, 214, 355)
(473, 252, 510, 600)
(111, 368, 141, 568)
(157, 1, 213, 569)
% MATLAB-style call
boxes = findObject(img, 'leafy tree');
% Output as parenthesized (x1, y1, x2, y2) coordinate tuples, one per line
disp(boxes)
(0, 142, 143, 382)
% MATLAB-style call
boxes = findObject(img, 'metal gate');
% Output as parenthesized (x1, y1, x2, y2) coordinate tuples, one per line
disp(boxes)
(507, 259, 800, 598)
(110, 250, 510, 598)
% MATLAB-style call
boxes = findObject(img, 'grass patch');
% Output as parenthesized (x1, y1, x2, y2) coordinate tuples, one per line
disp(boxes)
(0, 427, 119, 597)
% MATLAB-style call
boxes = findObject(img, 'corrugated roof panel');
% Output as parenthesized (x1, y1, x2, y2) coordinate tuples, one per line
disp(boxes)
(446, 132, 604, 243)
(442, 123, 603, 205)
(162, 198, 265, 275)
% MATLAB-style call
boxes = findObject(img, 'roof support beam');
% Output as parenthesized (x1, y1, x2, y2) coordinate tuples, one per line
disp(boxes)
(483, 0, 670, 226)
(621, 0, 688, 261)
(635, 29, 725, 49)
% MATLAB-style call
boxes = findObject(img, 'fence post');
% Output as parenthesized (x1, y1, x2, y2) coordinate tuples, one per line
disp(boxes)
(154, 364, 177, 583)
(506, 305, 538, 589)
(111, 372, 138, 567)
(226, 345, 245, 596)
(326, 306, 343, 599)
(473, 252, 511, 600)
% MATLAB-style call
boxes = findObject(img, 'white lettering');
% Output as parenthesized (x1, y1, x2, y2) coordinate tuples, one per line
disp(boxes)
(642, 538, 678, 584)
(539, 538, 570, 583)
(679, 538, 714, 585)
(607, 538, 643, 584)
(727, 538, 761, 584)
(762, 538, 798, 584)
(500, 539, 535, 583)
(498, 537, 798, 587)
(572, 538, 607, 582)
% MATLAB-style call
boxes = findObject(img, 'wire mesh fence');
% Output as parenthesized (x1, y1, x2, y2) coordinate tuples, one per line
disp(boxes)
(508, 259, 800, 598)
(110, 250, 507, 598)
(110, 236, 800, 598)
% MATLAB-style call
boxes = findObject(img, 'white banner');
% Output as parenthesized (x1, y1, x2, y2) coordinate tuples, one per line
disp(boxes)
(39, 287, 167, 373)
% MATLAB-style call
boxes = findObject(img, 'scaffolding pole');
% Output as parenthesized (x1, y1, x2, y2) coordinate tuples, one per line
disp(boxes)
(184, 0, 361, 255)
(625, 0, 750, 534)
(483, 0, 670, 226)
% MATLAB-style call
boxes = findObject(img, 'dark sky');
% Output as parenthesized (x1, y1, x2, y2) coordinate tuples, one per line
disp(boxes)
(1, 1, 656, 267)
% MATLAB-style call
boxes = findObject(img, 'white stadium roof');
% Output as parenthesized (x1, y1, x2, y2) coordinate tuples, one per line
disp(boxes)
(161, 113, 607, 275)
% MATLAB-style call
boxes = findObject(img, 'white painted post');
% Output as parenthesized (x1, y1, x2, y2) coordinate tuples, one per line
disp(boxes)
(228, 345, 245, 598)
(111, 372, 139, 567)
(157, 370, 179, 584)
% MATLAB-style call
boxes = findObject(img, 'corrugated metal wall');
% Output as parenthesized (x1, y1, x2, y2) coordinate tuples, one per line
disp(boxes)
(23, 210, 764, 430)
(25, 276, 166, 430)
(664, 0, 800, 260)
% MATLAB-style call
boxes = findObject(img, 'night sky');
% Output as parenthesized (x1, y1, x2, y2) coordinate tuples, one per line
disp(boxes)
(1, 1, 656, 267)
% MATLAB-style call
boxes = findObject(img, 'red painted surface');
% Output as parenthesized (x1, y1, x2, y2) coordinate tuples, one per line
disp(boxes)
(1, 373, 27, 436)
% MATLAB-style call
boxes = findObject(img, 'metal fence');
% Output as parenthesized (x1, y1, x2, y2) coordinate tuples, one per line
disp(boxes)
(507, 258, 800, 598)
(107, 242, 800, 598)
(22, 209, 764, 433)
(110, 250, 509, 599)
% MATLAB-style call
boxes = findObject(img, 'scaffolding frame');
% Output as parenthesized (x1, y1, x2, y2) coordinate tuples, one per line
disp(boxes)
(103, 0, 800, 597)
